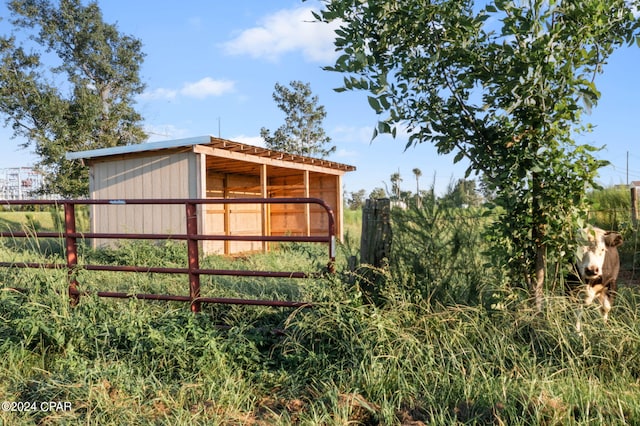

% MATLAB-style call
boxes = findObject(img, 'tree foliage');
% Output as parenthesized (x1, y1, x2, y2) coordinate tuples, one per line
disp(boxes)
(0, 0, 146, 197)
(346, 189, 366, 210)
(260, 80, 335, 158)
(369, 187, 387, 200)
(316, 0, 640, 303)
(441, 179, 482, 208)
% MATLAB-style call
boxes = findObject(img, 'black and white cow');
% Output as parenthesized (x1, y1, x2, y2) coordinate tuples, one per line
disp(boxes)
(567, 225, 623, 329)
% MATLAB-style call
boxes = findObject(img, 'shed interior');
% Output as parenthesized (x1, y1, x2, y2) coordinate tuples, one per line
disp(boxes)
(200, 147, 343, 254)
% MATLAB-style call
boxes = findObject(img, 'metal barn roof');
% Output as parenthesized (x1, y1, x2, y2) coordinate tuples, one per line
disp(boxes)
(66, 135, 356, 172)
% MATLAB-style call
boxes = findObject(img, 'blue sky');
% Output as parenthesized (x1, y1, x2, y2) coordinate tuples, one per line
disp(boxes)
(1, 0, 639, 196)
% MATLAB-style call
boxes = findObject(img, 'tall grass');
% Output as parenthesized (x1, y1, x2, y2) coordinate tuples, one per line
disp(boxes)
(282, 291, 640, 424)
(587, 186, 631, 231)
(1, 204, 640, 425)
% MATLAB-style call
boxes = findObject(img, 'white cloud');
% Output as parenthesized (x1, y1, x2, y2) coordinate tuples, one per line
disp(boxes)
(335, 148, 358, 158)
(332, 125, 375, 144)
(180, 77, 235, 99)
(139, 87, 178, 101)
(140, 77, 235, 101)
(231, 134, 266, 147)
(221, 6, 340, 63)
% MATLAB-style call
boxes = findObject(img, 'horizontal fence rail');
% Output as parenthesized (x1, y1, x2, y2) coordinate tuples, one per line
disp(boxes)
(0, 198, 336, 312)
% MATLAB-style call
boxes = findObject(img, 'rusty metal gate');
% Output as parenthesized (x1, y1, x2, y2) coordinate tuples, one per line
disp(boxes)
(0, 198, 335, 312)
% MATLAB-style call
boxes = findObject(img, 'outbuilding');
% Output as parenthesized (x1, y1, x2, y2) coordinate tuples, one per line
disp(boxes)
(66, 135, 356, 255)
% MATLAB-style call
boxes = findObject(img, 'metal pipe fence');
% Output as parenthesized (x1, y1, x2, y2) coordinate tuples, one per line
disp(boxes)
(0, 198, 336, 312)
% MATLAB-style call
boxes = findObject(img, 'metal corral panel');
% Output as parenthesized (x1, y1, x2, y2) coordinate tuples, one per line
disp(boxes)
(89, 151, 198, 247)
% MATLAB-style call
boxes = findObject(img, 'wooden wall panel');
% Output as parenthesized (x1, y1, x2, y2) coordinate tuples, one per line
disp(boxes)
(269, 174, 305, 236)
(227, 173, 262, 253)
(308, 173, 338, 235)
(203, 171, 225, 254)
(203, 171, 262, 254)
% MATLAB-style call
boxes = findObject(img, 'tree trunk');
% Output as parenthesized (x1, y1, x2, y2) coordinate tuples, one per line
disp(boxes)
(533, 243, 546, 312)
(531, 172, 546, 312)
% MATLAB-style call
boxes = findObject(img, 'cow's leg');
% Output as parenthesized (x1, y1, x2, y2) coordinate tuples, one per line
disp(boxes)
(583, 285, 611, 324)
(576, 286, 597, 333)
(584, 285, 597, 306)
(599, 292, 612, 322)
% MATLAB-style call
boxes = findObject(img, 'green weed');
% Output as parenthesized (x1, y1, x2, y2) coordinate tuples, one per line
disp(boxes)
(1, 208, 640, 425)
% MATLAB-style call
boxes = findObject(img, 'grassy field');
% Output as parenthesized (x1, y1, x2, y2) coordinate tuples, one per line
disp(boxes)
(0, 210, 57, 231)
(0, 206, 91, 233)
(1, 203, 640, 424)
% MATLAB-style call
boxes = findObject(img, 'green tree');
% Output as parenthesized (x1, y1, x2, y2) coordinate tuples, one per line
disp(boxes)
(316, 0, 640, 307)
(0, 0, 147, 197)
(478, 173, 497, 203)
(260, 80, 336, 158)
(346, 189, 366, 210)
(369, 187, 387, 200)
(390, 171, 402, 200)
(412, 167, 422, 207)
(441, 179, 482, 208)
(412, 168, 422, 195)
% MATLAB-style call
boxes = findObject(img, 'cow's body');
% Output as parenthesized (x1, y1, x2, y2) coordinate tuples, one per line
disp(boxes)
(566, 226, 623, 328)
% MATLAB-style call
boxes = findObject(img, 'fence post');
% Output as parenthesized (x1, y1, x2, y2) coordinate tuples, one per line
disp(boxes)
(186, 202, 201, 313)
(360, 198, 392, 267)
(64, 202, 80, 306)
(631, 186, 638, 229)
(359, 198, 392, 305)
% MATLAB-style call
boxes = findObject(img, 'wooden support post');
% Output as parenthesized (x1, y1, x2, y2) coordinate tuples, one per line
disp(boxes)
(261, 164, 269, 252)
(223, 174, 230, 255)
(336, 175, 344, 241)
(304, 170, 310, 236)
